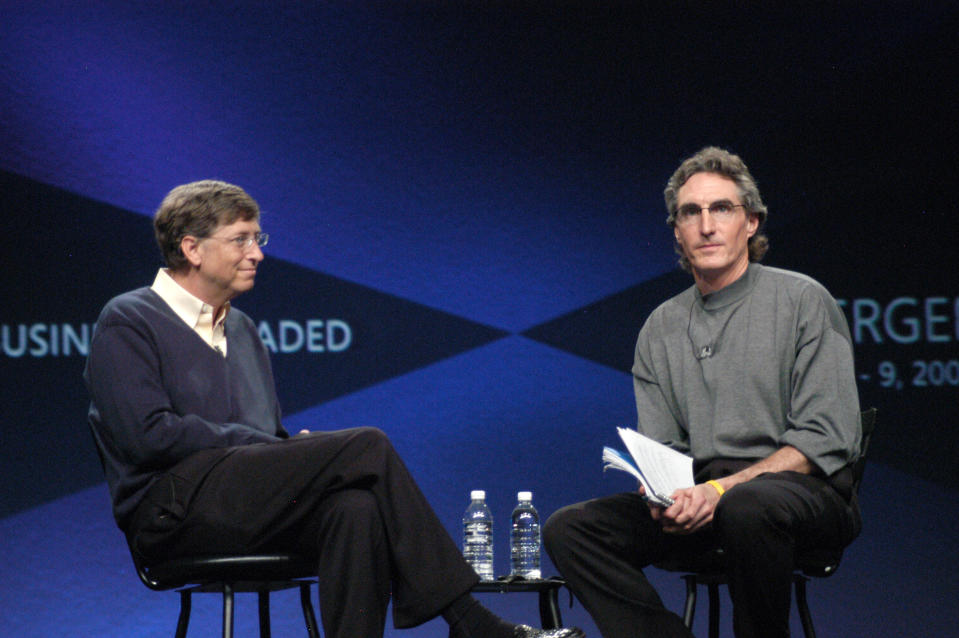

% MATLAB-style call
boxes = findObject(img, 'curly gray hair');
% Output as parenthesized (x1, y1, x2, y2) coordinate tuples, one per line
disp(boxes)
(663, 147, 769, 271)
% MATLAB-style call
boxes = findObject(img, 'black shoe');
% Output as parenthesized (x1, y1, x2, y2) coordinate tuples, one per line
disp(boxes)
(513, 625, 585, 638)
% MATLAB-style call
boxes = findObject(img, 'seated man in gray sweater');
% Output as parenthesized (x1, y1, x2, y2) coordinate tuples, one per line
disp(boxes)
(543, 147, 862, 638)
(85, 179, 584, 638)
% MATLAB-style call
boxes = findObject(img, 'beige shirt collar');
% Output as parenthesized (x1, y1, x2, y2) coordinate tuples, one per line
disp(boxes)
(151, 269, 230, 355)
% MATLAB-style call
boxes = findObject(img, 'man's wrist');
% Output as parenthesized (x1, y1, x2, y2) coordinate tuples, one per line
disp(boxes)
(705, 479, 725, 498)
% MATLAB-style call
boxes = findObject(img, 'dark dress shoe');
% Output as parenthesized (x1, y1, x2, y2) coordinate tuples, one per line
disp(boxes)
(513, 625, 585, 638)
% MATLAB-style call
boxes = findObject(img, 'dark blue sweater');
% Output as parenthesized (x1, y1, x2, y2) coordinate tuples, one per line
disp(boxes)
(84, 287, 288, 529)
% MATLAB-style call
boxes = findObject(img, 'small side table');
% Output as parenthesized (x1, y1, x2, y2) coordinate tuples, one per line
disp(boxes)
(471, 577, 568, 629)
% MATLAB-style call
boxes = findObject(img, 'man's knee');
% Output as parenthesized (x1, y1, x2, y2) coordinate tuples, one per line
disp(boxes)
(543, 504, 576, 554)
(321, 489, 384, 530)
(714, 480, 797, 544)
(715, 483, 759, 530)
(544, 501, 601, 559)
(337, 426, 395, 461)
(349, 425, 390, 447)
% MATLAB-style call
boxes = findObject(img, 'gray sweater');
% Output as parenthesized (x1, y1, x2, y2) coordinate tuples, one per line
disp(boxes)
(632, 263, 860, 477)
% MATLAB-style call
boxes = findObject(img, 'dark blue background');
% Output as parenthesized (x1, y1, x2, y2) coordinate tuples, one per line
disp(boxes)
(2, 2, 957, 636)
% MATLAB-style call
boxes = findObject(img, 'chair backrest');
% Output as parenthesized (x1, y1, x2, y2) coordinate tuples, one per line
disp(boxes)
(851, 407, 877, 492)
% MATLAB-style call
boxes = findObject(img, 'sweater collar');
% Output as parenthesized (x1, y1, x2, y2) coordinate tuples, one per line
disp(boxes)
(696, 263, 761, 310)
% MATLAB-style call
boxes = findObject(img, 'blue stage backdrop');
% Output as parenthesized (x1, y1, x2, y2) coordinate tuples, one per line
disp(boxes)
(2, 2, 957, 637)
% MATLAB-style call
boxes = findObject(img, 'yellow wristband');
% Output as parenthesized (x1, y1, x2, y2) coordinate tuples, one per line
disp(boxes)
(706, 480, 725, 497)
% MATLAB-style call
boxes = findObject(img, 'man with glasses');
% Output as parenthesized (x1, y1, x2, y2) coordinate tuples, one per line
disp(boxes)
(85, 180, 585, 638)
(543, 148, 862, 638)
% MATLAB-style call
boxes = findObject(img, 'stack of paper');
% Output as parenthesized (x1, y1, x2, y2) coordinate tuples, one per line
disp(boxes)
(602, 427, 694, 507)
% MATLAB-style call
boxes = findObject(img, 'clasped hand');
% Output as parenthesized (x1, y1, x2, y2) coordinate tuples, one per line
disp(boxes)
(644, 483, 720, 534)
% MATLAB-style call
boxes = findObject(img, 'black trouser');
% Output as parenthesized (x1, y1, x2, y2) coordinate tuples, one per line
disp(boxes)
(128, 427, 478, 638)
(543, 471, 860, 638)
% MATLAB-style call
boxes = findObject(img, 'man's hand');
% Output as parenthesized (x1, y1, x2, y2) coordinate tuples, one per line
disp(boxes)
(656, 483, 722, 534)
(647, 446, 815, 534)
(640, 485, 668, 522)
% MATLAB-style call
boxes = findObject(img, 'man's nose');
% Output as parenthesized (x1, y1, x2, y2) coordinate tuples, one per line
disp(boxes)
(699, 210, 716, 234)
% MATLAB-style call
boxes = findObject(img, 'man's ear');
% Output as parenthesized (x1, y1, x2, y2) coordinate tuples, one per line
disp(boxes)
(180, 235, 203, 267)
(746, 213, 759, 238)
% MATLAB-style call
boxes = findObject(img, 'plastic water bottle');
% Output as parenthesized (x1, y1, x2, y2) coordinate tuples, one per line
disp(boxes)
(510, 491, 541, 579)
(463, 490, 494, 581)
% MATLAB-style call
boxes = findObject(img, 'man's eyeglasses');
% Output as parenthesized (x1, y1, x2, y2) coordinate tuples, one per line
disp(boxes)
(204, 232, 269, 250)
(675, 201, 746, 226)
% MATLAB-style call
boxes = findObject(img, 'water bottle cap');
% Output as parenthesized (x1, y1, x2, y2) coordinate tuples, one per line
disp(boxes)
(470, 490, 486, 500)
(517, 491, 532, 501)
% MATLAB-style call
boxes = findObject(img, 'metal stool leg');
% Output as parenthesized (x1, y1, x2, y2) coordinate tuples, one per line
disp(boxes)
(794, 575, 817, 638)
(175, 590, 192, 638)
(706, 582, 720, 638)
(538, 585, 563, 629)
(222, 583, 235, 638)
(299, 582, 320, 638)
(680, 575, 698, 628)
(676, 569, 823, 637)
(258, 590, 271, 638)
